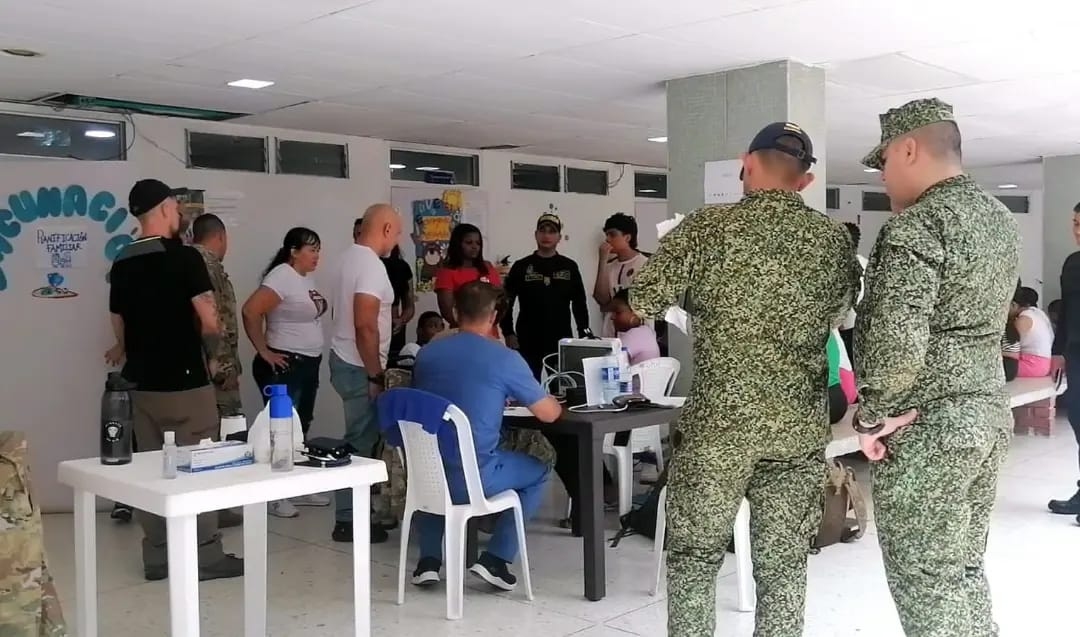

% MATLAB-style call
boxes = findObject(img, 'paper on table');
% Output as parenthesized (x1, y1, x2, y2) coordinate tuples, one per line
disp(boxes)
(656, 214, 691, 334)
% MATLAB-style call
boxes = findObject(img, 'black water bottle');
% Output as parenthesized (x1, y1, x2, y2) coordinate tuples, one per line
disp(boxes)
(101, 372, 134, 465)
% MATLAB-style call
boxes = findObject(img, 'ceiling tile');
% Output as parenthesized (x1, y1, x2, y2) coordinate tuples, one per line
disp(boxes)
(549, 34, 755, 82)
(390, 73, 603, 111)
(904, 37, 1080, 83)
(826, 54, 977, 96)
(238, 102, 464, 139)
(59, 77, 307, 115)
(120, 64, 350, 101)
(468, 55, 653, 100)
(334, 0, 631, 56)
(549, 0, 763, 32)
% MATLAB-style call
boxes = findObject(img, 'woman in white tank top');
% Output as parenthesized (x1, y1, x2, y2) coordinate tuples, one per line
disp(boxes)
(1012, 287, 1054, 377)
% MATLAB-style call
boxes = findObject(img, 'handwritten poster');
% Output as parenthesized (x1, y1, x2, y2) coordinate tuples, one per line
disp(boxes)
(35, 225, 89, 270)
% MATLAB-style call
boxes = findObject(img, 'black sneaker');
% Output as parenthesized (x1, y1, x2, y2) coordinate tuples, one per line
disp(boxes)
(1048, 481, 1080, 515)
(143, 554, 244, 582)
(331, 521, 389, 544)
(111, 503, 133, 523)
(469, 552, 517, 591)
(412, 557, 441, 587)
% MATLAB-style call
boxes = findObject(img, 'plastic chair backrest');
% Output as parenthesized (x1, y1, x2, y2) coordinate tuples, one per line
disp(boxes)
(629, 357, 680, 401)
(394, 404, 487, 516)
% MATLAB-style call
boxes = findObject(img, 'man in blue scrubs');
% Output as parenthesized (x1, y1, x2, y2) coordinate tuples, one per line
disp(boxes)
(411, 281, 562, 590)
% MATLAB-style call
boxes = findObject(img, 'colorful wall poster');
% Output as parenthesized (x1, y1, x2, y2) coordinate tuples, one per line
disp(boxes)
(412, 189, 461, 292)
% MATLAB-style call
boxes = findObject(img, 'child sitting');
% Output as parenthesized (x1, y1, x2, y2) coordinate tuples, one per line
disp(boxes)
(610, 288, 660, 365)
(394, 311, 445, 368)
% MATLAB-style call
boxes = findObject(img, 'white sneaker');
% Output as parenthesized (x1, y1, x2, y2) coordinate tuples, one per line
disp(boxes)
(290, 493, 331, 507)
(268, 499, 299, 518)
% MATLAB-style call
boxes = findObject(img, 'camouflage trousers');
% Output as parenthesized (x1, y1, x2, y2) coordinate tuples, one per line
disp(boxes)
(873, 423, 1010, 637)
(666, 428, 824, 637)
(0, 432, 67, 637)
(214, 387, 243, 419)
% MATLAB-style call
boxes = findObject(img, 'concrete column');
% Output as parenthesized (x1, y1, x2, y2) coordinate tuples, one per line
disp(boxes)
(664, 61, 827, 393)
(1042, 155, 1080, 302)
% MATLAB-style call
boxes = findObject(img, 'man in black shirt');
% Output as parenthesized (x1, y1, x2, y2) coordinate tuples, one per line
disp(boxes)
(1049, 201, 1080, 521)
(501, 212, 591, 378)
(381, 244, 415, 365)
(108, 179, 243, 581)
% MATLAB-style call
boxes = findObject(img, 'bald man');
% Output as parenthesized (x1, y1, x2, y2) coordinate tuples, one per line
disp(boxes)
(329, 204, 402, 543)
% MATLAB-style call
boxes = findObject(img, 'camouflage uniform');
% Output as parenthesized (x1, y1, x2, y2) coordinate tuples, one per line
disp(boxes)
(0, 432, 67, 637)
(855, 99, 1019, 637)
(633, 187, 859, 636)
(194, 244, 243, 417)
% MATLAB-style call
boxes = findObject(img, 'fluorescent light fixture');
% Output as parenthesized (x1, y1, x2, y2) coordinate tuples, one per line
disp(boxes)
(227, 78, 275, 89)
(84, 130, 116, 139)
(638, 189, 658, 193)
(16, 131, 45, 138)
(389, 163, 406, 169)
(416, 166, 440, 171)
(998, 183, 1019, 189)
(863, 168, 880, 173)
(647, 136, 668, 143)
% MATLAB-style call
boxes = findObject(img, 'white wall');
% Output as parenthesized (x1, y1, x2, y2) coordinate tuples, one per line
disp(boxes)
(827, 184, 1044, 296)
(0, 104, 648, 510)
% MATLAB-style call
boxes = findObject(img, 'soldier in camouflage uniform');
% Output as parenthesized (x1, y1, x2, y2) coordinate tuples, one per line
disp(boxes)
(633, 122, 860, 637)
(854, 98, 1019, 637)
(0, 432, 67, 637)
(192, 214, 243, 417)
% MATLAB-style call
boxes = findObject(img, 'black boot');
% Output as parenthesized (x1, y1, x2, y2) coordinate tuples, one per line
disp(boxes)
(1048, 481, 1080, 515)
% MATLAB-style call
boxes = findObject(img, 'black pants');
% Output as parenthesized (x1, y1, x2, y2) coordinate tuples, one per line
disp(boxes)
(251, 349, 322, 434)
(839, 328, 855, 362)
(1065, 355, 1080, 473)
(828, 384, 848, 425)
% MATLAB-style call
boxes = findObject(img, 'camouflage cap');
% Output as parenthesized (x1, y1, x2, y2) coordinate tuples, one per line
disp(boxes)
(861, 98, 956, 170)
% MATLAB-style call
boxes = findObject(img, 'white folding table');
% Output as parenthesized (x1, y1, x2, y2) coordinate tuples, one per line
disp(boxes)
(58, 452, 387, 637)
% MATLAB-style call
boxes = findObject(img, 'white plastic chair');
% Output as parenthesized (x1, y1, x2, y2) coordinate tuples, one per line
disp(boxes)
(652, 487, 754, 612)
(394, 402, 533, 620)
(604, 357, 680, 516)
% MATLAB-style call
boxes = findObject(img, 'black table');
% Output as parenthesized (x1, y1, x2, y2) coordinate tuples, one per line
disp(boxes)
(495, 406, 682, 602)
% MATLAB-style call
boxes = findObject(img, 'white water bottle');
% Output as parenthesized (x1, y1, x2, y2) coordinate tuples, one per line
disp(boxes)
(617, 347, 631, 394)
(266, 384, 295, 472)
(162, 430, 178, 479)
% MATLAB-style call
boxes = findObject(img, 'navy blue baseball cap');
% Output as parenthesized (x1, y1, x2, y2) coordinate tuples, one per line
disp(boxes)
(740, 122, 816, 180)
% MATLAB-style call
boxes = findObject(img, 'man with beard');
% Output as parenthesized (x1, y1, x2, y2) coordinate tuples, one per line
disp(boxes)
(108, 179, 243, 581)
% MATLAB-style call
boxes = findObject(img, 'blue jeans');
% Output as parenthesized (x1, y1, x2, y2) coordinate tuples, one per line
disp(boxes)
(329, 351, 382, 523)
(416, 450, 550, 564)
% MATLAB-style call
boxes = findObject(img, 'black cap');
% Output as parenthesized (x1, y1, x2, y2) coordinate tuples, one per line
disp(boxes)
(747, 122, 816, 165)
(129, 179, 181, 217)
(536, 212, 562, 231)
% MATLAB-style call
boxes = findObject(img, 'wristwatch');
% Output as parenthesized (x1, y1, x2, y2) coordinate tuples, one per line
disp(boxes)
(852, 419, 885, 435)
(368, 372, 386, 387)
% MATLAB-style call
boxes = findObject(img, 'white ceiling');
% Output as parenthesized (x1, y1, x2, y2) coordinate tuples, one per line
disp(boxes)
(2, 0, 1077, 189)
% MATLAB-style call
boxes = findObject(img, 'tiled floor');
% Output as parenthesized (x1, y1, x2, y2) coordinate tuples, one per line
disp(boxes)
(43, 424, 1079, 636)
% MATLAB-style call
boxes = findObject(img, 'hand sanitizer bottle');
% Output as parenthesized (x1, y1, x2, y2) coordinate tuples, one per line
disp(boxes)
(162, 430, 178, 479)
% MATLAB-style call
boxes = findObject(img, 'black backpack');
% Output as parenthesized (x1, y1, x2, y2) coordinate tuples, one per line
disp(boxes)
(610, 464, 668, 547)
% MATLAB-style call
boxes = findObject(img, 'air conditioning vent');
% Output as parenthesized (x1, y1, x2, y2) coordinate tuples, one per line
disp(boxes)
(35, 94, 248, 121)
(479, 144, 522, 150)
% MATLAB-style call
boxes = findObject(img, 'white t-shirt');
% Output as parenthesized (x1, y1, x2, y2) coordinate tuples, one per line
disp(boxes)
(840, 254, 869, 331)
(602, 252, 649, 337)
(261, 263, 327, 357)
(330, 244, 394, 369)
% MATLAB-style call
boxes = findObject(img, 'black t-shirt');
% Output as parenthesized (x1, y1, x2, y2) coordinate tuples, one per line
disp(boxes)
(500, 253, 589, 344)
(109, 237, 213, 392)
(381, 256, 413, 307)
